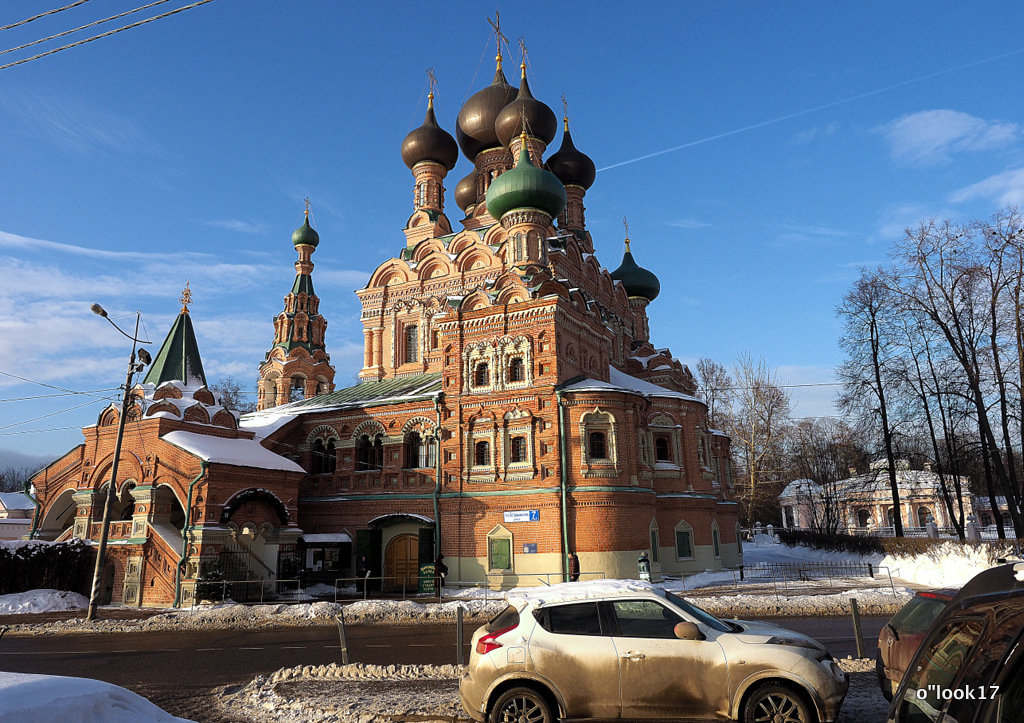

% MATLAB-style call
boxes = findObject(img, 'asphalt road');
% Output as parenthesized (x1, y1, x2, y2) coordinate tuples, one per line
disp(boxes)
(0, 615, 884, 686)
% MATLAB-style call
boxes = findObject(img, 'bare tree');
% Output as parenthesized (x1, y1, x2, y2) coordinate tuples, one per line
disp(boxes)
(0, 465, 37, 493)
(838, 269, 907, 535)
(785, 418, 867, 533)
(211, 376, 257, 414)
(727, 353, 791, 524)
(696, 357, 733, 430)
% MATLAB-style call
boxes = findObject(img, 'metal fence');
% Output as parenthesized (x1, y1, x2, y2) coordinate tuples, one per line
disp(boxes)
(667, 560, 897, 600)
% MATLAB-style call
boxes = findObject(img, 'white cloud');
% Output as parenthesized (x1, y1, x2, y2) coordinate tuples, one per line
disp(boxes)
(877, 110, 1019, 165)
(950, 166, 1024, 207)
(666, 218, 711, 230)
(205, 220, 268, 235)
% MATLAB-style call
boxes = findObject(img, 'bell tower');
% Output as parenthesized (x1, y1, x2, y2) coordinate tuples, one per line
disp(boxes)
(256, 204, 336, 410)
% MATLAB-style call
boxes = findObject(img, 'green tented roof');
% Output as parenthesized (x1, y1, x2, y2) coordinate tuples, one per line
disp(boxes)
(142, 311, 207, 387)
(291, 273, 315, 296)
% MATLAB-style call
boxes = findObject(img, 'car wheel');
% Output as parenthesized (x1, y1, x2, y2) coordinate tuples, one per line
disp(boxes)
(489, 686, 554, 723)
(876, 651, 893, 702)
(743, 683, 815, 723)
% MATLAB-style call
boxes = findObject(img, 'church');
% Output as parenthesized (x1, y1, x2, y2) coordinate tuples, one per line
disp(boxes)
(27, 45, 740, 607)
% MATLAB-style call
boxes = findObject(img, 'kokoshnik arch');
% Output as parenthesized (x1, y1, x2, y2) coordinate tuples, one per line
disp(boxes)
(28, 47, 740, 606)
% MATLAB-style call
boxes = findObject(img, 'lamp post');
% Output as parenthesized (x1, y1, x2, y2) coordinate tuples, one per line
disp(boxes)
(86, 304, 151, 621)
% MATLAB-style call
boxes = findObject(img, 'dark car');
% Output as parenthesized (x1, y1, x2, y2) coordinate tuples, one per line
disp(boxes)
(877, 589, 956, 701)
(886, 563, 1024, 723)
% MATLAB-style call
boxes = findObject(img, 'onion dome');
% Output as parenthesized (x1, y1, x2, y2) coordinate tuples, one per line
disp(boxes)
(546, 116, 596, 190)
(291, 211, 319, 248)
(485, 132, 566, 221)
(456, 56, 518, 161)
(494, 63, 557, 148)
(401, 93, 458, 171)
(610, 238, 660, 301)
(455, 168, 478, 211)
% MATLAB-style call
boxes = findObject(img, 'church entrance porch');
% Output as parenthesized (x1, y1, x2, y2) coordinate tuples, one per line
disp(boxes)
(384, 533, 419, 592)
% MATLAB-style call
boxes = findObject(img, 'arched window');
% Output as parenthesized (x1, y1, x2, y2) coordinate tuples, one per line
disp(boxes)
(475, 440, 490, 467)
(405, 432, 422, 469)
(289, 376, 305, 402)
(372, 435, 383, 469)
(312, 439, 326, 474)
(404, 324, 418, 363)
(508, 357, 525, 383)
(654, 436, 671, 462)
(857, 509, 871, 527)
(474, 362, 490, 387)
(588, 431, 607, 460)
(420, 436, 436, 468)
(510, 436, 527, 464)
(917, 506, 932, 527)
(355, 435, 371, 470)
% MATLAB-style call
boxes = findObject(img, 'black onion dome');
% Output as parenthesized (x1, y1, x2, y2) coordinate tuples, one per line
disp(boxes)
(546, 118, 596, 190)
(495, 68, 557, 148)
(401, 95, 458, 170)
(610, 242, 660, 301)
(455, 168, 478, 211)
(455, 59, 518, 161)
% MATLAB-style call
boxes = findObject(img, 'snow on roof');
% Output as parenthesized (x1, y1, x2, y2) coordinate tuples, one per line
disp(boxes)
(779, 478, 821, 498)
(561, 365, 701, 404)
(161, 430, 304, 473)
(0, 671, 190, 722)
(238, 411, 298, 440)
(300, 533, 353, 544)
(507, 578, 656, 607)
(0, 492, 35, 510)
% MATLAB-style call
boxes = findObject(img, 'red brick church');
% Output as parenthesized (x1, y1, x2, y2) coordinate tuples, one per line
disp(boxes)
(28, 46, 740, 606)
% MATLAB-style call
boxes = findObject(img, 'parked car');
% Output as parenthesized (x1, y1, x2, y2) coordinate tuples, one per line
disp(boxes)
(459, 581, 848, 723)
(877, 589, 956, 701)
(886, 563, 1024, 722)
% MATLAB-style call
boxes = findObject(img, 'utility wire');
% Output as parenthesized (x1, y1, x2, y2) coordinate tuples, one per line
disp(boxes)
(0, 397, 107, 431)
(0, 389, 119, 403)
(0, 369, 122, 401)
(0, 0, 217, 72)
(0, 0, 170, 57)
(0, 0, 91, 32)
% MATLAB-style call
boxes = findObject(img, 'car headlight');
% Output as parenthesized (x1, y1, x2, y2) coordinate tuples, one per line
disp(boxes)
(766, 636, 820, 651)
(819, 657, 846, 682)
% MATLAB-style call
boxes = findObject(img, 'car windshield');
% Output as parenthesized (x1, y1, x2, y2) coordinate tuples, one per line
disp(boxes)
(889, 595, 950, 635)
(663, 590, 732, 632)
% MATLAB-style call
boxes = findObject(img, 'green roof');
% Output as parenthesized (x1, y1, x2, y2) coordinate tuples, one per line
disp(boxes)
(291, 273, 315, 296)
(278, 373, 441, 412)
(142, 311, 207, 387)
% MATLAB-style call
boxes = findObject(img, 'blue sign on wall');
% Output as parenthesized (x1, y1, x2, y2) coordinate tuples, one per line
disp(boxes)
(522, 543, 537, 554)
(504, 509, 540, 523)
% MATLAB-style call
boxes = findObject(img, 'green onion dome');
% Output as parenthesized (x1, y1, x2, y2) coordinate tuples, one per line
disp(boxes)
(455, 168, 478, 211)
(485, 137, 566, 221)
(610, 240, 660, 301)
(456, 57, 518, 161)
(291, 213, 319, 248)
(546, 117, 596, 190)
(401, 94, 458, 171)
(494, 65, 557, 148)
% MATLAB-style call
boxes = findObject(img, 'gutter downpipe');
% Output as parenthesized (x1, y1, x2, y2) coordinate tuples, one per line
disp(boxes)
(24, 478, 41, 540)
(433, 392, 444, 558)
(556, 389, 569, 582)
(174, 460, 208, 607)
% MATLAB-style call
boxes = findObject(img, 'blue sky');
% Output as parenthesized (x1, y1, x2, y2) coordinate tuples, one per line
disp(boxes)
(2, 0, 1024, 466)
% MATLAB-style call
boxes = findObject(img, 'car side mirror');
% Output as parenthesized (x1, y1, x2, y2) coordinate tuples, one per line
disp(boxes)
(674, 622, 704, 641)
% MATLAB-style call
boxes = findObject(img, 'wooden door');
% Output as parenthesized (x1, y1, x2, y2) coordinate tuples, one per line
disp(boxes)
(384, 534, 419, 591)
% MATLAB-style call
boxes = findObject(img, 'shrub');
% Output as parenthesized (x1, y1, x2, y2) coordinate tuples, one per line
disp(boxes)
(0, 539, 95, 596)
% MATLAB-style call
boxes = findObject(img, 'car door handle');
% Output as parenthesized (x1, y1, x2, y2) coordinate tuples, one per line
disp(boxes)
(620, 652, 646, 661)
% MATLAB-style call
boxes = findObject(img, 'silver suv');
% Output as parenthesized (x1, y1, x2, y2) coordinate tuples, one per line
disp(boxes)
(459, 581, 847, 722)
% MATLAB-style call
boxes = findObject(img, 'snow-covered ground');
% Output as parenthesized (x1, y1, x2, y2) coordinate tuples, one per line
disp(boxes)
(0, 589, 88, 614)
(0, 672, 193, 722)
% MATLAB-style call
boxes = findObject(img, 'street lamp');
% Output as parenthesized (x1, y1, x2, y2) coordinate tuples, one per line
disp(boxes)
(86, 304, 151, 621)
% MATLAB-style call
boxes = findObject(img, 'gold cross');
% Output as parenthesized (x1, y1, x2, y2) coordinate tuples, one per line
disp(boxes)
(623, 216, 631, 251)
(488, 11, 508, 60)
(519, 37, 528, 69)
(426, 67, 437, 103)
(304, 197, 311, 218)
(180, 281, 192, 313)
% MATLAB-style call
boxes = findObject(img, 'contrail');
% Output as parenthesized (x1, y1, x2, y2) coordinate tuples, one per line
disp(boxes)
(598, 46, 1024, 173)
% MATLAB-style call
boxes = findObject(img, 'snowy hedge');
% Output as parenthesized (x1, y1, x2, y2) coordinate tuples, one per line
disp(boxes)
(0, 540, 95, 597)
(778, 528, 1020, 559)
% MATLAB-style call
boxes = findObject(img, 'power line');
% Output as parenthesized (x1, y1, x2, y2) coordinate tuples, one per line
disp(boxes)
(0, 397, 108, 432)
(0, 389, 119, 402)
(0, 0, 217, 72)
(0, 0, 171, 58)
(0, 0, 91, 32)
(0, 369, 121, 401)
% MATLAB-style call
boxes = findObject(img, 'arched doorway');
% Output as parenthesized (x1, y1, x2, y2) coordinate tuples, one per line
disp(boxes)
(857, 509, 871, 528)
(384, 533, 419, 591)
(36, 488, 76, 540)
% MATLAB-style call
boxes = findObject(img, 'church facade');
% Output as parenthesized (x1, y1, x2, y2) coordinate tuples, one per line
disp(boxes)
(27, 49, 739, 606)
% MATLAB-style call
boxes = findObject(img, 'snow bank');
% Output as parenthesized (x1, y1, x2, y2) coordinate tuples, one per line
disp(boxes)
(0, 672, 193, 722)
(0, 589, 88, 614)
(880, 541, 1009, 588)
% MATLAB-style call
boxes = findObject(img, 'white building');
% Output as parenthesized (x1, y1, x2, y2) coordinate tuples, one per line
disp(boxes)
(0, 491, 35, 540)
